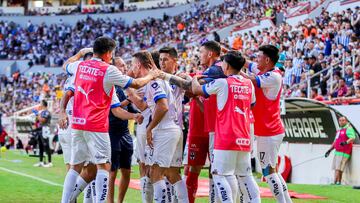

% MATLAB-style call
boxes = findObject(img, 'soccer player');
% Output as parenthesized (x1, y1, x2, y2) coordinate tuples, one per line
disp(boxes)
(59, 36, 159, 203)
(162, 41, 226, 203)
(192, 51, 260, 203)
(241, 45, 292, 203)
(130, 51, 188, 203)
(108, 57, 144, 203)
(159, 46, 186, 202)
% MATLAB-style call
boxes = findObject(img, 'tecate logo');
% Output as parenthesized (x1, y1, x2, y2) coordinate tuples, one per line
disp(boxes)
(72, 117, 86, 125)
(236, 138, 250, 146)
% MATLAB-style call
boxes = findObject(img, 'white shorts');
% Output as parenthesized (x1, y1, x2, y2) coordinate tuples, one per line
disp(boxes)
(256, 133, 284, 169)
(145, 127, 183, 168)
(70, 129, 111, 165)
(135, 130, 147, 163)
(211, 150, 252, 176)
(250, 123, 256, 158)
(58, 126, 72, 164)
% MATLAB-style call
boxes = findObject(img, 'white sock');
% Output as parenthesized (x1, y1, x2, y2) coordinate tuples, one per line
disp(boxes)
(95, 169, 109, 203)
(70, 176, 88, 202)
(83, 182, 93, 203)
(213, 175, 233, 203)
(225, 175, 238, 203)
(171, 185, 178, 203)
(236, 181, 245, 203)
(173, 179, 189, 203)
(153, 179, 167, 203)
(61, 169, 79, 203)
(209, 178, 221, 203)
(237, 175, 261, 203)
(266, 173, 286, 203)
(277, 173, 292, 203)
(164, 178, 173, 203)
(140, 176, 154, 203)
(91, 180, 96, 203)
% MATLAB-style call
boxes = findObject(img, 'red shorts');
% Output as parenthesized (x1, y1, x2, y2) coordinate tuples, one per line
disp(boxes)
(187, 135, 209, 166)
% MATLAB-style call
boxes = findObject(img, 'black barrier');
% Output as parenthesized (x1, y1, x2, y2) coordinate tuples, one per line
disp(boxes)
(281, 110, 337, 144)
(16, 121, 34, 133)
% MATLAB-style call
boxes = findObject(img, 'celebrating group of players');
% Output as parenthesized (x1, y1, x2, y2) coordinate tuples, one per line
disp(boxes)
(58, 36, 293, 203)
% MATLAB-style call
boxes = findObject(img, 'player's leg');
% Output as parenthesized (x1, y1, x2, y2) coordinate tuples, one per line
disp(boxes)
(107, 150, 120, 203)
(209, 132, 221, 203)
(257, 134, 289, 203)
(137, 131, 153, 203)
(61, 130, 87, 203)
(117, 148, 133, 203)
(150, 164, 167, 203)
(166, 129, 188, 203)
(235, 152, 260, 203)
(70, 163, 97, 202)
(58, 127, 71, 171)
(211, 150, 237, 203)
(186, 135, 208, 203)
(87, 132, 112, 203)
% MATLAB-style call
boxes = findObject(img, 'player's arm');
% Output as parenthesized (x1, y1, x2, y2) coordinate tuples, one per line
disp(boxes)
(146, 98, 168, 148)
(194, 97, 204, 112)
(62, 48, 93, 72)
(129, 68, 160, 89)
(162, 72, 192, 91)
(126, 88, 148, 111)
(343, 127, 356, 145)
(111, 106, 143, 124)
(58, 90, 74, 129)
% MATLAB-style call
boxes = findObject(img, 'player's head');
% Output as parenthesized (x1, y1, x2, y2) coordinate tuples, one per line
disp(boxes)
(257, 45, 279, 72)
(83, 52, 93, 61)
(200, 40, 221, 67)
(131, 51, 155, 78)
(220, 51, 245, 75)
(338, 116, 348, 127)
(159, 46, 178, 74)
(113, 57, 127, 73)
(151, 51, 160, 69)
(93, 36, 116, 64)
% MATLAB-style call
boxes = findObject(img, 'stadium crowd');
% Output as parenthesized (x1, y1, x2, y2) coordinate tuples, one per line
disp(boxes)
(0, 2, 359, 116)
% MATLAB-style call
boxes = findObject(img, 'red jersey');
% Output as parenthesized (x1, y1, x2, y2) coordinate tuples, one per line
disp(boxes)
(188, 97, 207, 137)
(72, 60, 114, 133)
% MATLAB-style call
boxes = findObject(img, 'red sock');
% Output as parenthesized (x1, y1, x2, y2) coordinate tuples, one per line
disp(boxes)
(186, 171, 199, 203)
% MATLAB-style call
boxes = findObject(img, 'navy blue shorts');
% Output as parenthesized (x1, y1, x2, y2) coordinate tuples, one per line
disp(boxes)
(111, 149, 133, 171)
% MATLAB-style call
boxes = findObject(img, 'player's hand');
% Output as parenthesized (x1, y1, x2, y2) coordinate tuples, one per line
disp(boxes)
(158, 71, 167, 80)
(58, 112, 68, 130)
(325, 150, 331, 158)
(176, 72, 191, 80)
(149, 68, 161, 80)
(340, 141, 347, 146)
(146, 128, 153, 148)
(192, 75, 205, 81)
(134, 113, 144, 124)
(79, 48, 93, 56)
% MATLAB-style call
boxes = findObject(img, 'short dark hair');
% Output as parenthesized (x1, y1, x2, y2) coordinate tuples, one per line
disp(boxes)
(259, 45, 279, 65)
(93, 36, 116, 56)
(221, 51, 245, 71)
(151, 51, 160, 69)
(201, 40, 221, 56)
(133, 51, 155, 69)
(312, 88, 318, 94)
(41, 100, 48, 107)
(159, 47, 178, 59)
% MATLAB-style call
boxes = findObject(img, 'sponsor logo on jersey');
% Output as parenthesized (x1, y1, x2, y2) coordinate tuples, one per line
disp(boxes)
(236, 138, 251, 146)
(73, 117, 86, 125)
(151, 82, 160, 90)
(79, 65, 104, 77)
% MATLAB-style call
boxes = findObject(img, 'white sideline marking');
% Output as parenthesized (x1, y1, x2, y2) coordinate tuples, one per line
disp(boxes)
(0, 167, 63, 187)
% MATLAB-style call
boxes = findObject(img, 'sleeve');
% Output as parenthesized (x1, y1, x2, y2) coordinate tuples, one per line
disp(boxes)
(255, 71, 282, 88)
(105, 65, 133, 89)
(201, 79, 226, 97)
(65, 61, 81, 76)
(64, 76, 75, 92)
(149, 81, 167, 103)
(346, 127, 356, 139)
(110, 87, 121, 109)
(248, 62, 261, 75)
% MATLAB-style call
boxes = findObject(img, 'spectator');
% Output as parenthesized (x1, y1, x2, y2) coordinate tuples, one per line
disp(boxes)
(311, 88, 324, 101)
(325, 117, 355, 185)
(331, 78, 348, 98)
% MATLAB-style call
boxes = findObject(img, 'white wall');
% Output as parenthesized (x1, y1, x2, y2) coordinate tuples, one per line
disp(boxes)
(278, 143, 360, 185)
(0, 6, 24, 14)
